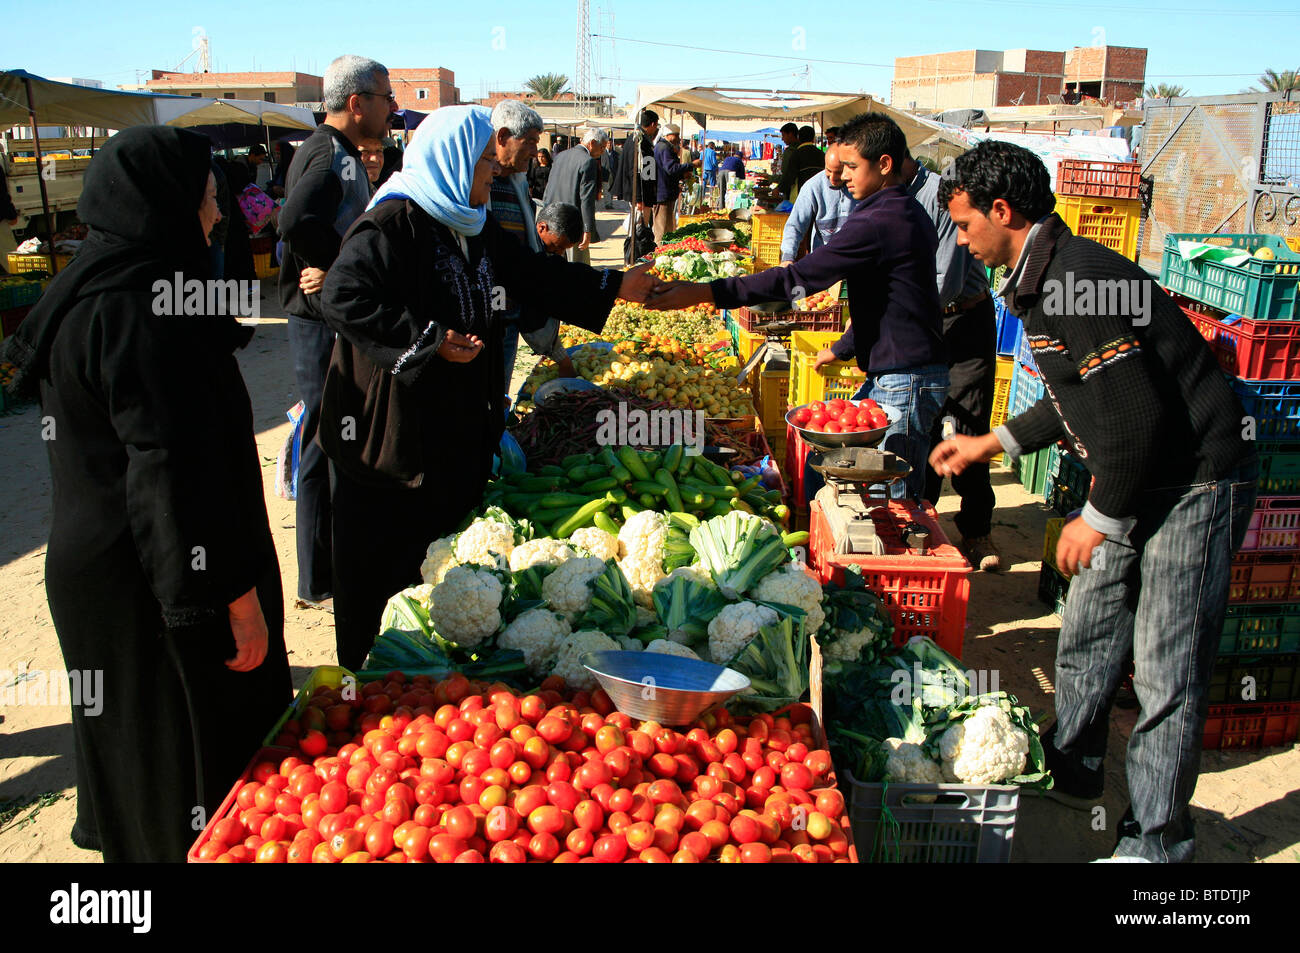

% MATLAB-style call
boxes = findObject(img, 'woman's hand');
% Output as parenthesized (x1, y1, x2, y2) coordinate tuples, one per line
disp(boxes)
(438, 330, 484, 363)
(227, 588, 268, 672)
(644, 280, 712, 311)
(617, 262, 659, 304)
(929, 432, 1003, 478)
(299, 267, 327, 295)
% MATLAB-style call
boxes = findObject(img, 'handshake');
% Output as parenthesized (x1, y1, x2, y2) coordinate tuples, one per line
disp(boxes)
(616, 261, 713, 310)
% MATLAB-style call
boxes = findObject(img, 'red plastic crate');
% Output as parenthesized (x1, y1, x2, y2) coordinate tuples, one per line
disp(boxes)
(187, 746, 293, 862)
(1228, 552, 1300, 604)
(784, 423, 813, 513)
(808, 499, 971, 658)
(1240, 496, 1300, 553)
(1056, 159, 1142, 200)
(1203, 701, 1300, 750)
(735, 303, 844, 334)
(1176, 295, 1300, 382)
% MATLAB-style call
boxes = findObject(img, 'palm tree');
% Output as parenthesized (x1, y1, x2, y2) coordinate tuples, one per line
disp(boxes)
(524, 73, 570, 101)
(1254, 68, 1299, 92)
(1144, 83, 1188, 98)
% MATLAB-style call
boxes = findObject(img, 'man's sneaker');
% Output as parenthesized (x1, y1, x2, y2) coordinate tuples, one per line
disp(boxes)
(961, 535, 1002, 573)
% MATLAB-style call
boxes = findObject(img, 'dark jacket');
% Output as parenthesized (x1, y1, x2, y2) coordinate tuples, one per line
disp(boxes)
(527, 160, 551, 201)
(712, 184, 944, 374)
(615, 131, 656, 205)
(778, 142, 824, 199)
(654, 140, 691, 204)
(318, 200, 622, 491)
(1000, 214, 1253, 526)
(543, 143, 600, 236)
(278, 124, 371, 319)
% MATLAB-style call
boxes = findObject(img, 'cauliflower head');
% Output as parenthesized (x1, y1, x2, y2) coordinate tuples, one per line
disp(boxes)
(420, 536, 460, 586)
(498, 608, 571, 677)
(706, 601, 779, 665)
(644, 639, 703, 661)
(619, 553, 666, 608)
(823, 626, 886, 663)
(427, 565, 504, 648)
(937, 704, 1030, 784)
(455, 519, 516, 566)
(882, 738, 944, 784)
(618, 510, 668, 565)
(748, 563, 825, 634)
(540, 556, 607, 622)
(569, 527, 622, 562)
(661, 564, 715, 589)
(509, 538, 576, 573)
(551, 629, 619, 692)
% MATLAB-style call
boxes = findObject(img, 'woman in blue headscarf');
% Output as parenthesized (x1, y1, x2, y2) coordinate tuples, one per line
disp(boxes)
(319, 105, 654, 668)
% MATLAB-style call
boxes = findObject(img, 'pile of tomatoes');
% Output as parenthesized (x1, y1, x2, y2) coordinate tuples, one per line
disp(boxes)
(790, 398, 889, 434)
(194, 672, 854, 863)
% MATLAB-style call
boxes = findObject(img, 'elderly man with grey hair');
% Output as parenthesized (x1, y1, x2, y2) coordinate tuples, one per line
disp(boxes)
(543, 127, 608, 264)
(278, 53, 396, 610)
(488, 101, 578, 392)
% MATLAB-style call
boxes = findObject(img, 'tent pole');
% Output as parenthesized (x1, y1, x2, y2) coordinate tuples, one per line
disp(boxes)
(22, 75, 59, 275)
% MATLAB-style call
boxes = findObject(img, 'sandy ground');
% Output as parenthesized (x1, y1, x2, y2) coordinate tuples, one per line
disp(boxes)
(1, 205, 1296, 864)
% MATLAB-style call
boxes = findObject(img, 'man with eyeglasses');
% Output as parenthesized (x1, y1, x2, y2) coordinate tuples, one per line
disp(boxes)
(278, 54, 396, 613)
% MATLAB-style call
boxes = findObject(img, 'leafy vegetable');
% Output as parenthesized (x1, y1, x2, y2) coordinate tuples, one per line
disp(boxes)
(724, 615, 809, 713)
(689, 511, 789, 599)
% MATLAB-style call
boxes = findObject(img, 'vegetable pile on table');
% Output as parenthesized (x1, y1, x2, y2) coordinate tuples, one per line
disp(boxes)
(201, 672, 853, 863)
(519, 342, 754, 417)
(822, 636, 1052, 789)
(650, 249, 751, 282)
(660, 220, 752, 246)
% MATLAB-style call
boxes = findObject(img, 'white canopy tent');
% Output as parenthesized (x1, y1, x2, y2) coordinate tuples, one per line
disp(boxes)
(632, 85, 950, 150)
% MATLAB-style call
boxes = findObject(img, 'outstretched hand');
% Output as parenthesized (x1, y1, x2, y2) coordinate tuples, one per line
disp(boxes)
(617, 262, 657, 303)
(644, 280, 713, 311)
(438, 330, 484, 363)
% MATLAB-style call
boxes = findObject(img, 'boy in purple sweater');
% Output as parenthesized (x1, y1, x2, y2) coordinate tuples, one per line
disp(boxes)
(644, 113, 948, 500)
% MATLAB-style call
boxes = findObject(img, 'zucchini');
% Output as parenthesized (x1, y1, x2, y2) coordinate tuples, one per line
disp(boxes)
(568, 464, 607, 483)
(640, 450, 662, 471)
(730, 499, 755, 514)
(782, 530, 808, 547)
(662, 444, 685, 474)
(617, 445, 650, 481)
(597, 447, 621, 471)
(678, 486, 707, 507)
(534, 492, 591, 509)
(630, 481, 667, 497)
(561, 453, 594, 469)
(553, 497, 610, 538)
(654, 468, 684, 513)
(593, 511, 621, 535)
(734, 475, 763, 495)
(621, 504, 644, 521)
(638, 493, 659, 509)
(706, 500, 733, 518)
(514, 476, 564, 493)
(607, 487, 628, 504)
(538, 465, 566, 477)
(609, 463, 633, 483)
(578, 476, 619, 494)
(682, 478, 738, 499)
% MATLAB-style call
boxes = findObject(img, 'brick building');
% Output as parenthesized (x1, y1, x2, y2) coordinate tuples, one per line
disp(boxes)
(121, 67, 460, 110)
(892, 46, 1147, 111)
(388, 68, 460, 109)
(122, 70, 323, 104)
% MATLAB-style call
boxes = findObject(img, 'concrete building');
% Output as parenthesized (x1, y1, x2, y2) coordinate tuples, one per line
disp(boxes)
(892, 46, 1146, 111)
(121, 70, 324, 104)
(388, 68, 460, 110)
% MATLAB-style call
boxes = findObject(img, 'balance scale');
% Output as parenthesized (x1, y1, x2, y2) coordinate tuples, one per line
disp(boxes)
(810, 447, 933, 557)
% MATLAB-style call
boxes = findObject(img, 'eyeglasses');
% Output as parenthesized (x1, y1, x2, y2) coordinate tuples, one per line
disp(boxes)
(359, 90, 396, 103)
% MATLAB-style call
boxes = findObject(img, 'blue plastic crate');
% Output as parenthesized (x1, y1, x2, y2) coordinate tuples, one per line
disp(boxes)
(1232, 378, 1300, 444)
(1009, 361, 1046, 420)
(1016, 322, 1037, 373)
(1045, 444, 1091, 514)
(994, 297, 1021, 357)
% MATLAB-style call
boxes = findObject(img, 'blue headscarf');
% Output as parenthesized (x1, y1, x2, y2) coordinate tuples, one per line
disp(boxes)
(368, 104, 495, 236)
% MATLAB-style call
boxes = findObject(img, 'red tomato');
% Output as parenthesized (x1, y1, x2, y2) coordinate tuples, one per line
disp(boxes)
(824, 421, 842, 434)
(318, 781, 348, 815)
(592, 834, 628, 863)
(792, 407, 812, 426)
(527, 831, 560, 862)
(489, 840, 527, 863)
(809, 411, 827, 430)
(809, 401, 825, 413)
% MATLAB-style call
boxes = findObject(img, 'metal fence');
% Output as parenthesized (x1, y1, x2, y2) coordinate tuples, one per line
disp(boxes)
(1140, 91, 1300, 268)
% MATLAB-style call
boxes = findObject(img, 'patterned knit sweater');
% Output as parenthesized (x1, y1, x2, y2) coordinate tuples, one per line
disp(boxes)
(997, 214, 1253, 533)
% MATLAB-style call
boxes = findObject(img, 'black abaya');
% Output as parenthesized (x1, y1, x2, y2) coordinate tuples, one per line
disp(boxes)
(2, 126, 291, 862)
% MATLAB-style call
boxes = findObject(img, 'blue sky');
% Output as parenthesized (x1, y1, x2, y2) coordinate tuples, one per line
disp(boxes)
(5, 0, 1297, 105)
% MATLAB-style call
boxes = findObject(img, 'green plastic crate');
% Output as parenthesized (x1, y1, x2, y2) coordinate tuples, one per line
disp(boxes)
(1219, 604, 1300, 656)
(1014, 445, 1052, 497)
(1160, 233, 1300, 322)
(1259, 444, 1300, 494)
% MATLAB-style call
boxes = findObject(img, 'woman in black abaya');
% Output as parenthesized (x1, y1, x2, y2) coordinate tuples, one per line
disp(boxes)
(1, 126, 290, 862)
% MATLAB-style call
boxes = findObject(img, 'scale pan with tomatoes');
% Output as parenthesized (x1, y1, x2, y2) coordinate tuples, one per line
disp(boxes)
(785, 397, 900, 451)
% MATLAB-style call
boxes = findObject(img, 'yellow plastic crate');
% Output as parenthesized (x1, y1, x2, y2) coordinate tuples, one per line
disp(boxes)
(752, 367, 790, 437)
(1287, 237, 1300, 255)
(751, 211, 790, 248)
(737, 327, 765, 362)
(990, 355, 1014, 430)
(788, 329, 865, 407)
(1054, 194, 1140, 260)
(7, 253, 71, 274)
(751, 235, 784, 272)
(253, 251, 279, 280)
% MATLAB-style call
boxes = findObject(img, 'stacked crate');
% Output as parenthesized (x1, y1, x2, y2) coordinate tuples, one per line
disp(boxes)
(1053, 159, 1143, 261)
(1162, 234, 1300, 749)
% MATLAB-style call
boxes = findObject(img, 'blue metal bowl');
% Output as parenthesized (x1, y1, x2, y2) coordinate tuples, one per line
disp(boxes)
(581, 651, 751, 725)
(532, 377, 604, 406)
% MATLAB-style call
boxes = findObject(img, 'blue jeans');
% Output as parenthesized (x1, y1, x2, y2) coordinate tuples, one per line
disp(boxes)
(288, 315, 336, 602)
(1052, 459, 1258, 862)
(802, 364, 948, 505)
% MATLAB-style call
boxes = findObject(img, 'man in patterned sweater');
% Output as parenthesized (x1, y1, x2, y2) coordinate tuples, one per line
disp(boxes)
(929, 140, 1258, 863)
